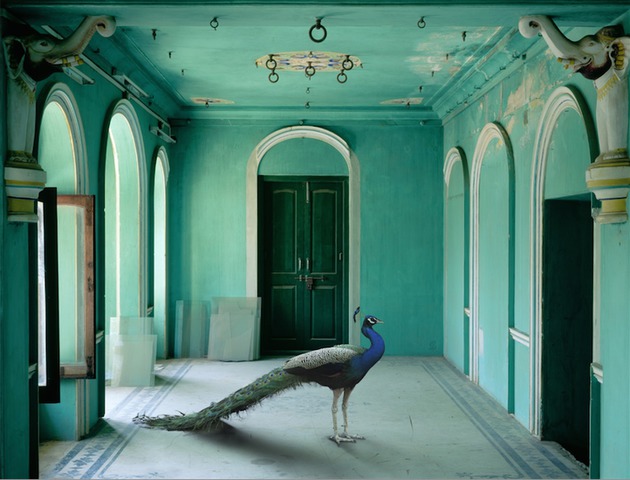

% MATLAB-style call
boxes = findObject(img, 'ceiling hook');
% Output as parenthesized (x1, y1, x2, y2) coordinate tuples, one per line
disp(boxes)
(265, 54, 277, 71)
(417, 17, 426, 29)
(305, 101, 311, 109)
(210, 17, 219, 30)
(342, 54, 354, 71)
(305, 61, 316, 79)
(462, 31, 467, 42)
(309, 18, 327, 43)
(152, 29, 157, 41)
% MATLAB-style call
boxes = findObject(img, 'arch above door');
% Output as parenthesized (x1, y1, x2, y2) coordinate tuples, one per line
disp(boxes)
(245, 125, 362, 344)
(529, 85, 597, 437)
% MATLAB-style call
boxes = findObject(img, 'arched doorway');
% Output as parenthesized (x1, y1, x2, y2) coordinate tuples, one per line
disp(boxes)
(443, 147, 470, 375)
(245, 126, 362, 345)
(103, 101, 148, 385)
(37, 84, 94, 441)
(530, 86, 596, 465)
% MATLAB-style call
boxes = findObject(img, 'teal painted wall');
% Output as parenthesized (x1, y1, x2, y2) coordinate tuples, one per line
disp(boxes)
(168, 122, 444, 356)
(443, 18, 630, 476)
(443, 35, 597, 428)
(0, 56, 169, 449)
(477, 141, 512, 409)
(2, 11, 630, 478)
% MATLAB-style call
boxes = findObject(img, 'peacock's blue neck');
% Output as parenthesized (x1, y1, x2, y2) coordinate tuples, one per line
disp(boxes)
(360, 325, 385, 367)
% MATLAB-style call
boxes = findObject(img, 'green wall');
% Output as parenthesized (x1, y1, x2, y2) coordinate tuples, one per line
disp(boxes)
(443, 19, 630, 477)
(0, 42, 32, 479)
(168, 121, 444, 356)
(0, 41, 169, 469)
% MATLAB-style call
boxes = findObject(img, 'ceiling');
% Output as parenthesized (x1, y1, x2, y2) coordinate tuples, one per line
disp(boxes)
(4, 1, 630, 124)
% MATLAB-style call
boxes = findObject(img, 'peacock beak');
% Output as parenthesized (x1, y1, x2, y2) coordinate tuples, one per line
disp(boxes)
(373, 318, 384, 324)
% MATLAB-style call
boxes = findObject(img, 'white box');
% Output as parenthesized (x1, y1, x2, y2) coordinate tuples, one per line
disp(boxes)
(174, 301, 210, 358)
(107, 317, 156, 386)
(208, 297, 261, 361)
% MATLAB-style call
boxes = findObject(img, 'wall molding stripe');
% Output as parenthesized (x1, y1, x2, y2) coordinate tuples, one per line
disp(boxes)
(509, 328, 530, 348)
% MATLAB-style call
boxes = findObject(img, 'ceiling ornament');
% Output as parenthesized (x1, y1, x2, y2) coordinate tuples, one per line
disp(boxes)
(256, 51, 361, 84)
(380, 98, 424, 107)
(191, 97, 234, 106)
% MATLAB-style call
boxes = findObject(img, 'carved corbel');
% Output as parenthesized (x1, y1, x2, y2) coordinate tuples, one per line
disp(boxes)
(520, 15, 630, 223)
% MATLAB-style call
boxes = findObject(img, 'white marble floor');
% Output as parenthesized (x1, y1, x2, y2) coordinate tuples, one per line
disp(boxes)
(39, 357, 587, 479)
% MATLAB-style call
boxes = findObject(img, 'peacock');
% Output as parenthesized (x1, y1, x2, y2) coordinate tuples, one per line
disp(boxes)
(134, 307, 385, 445)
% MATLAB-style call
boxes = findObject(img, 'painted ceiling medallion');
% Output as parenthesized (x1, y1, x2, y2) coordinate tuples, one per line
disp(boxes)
(380, 98, 424, 106)
(255, 51, 361, 72)
(257, 51, 361, 84)
(191, 97, 235, 106)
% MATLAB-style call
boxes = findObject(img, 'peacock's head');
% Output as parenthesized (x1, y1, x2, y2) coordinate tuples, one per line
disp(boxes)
(363, 315, 383, 328)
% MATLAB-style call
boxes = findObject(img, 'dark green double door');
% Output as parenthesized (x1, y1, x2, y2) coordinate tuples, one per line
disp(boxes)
(261, 178, 347, 353)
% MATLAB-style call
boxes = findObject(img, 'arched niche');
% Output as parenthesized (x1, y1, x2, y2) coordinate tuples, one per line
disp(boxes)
(443, 146, 470, 375)
(470, 122, 515, 411)
(104, 99, 148, 320)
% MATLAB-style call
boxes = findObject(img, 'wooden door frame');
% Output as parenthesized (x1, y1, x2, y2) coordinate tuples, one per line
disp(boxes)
(245, 126, 362, 345)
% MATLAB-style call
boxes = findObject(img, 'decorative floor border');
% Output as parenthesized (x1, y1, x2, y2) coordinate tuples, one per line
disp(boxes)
(43, 360, 193, 479)
(421, 358, 587, 479)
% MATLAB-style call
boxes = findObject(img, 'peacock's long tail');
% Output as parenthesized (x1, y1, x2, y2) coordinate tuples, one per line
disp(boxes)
(134, 366, 305, 431)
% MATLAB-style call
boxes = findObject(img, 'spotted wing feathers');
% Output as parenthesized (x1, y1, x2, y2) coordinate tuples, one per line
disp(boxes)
(284, 345, 364, 372)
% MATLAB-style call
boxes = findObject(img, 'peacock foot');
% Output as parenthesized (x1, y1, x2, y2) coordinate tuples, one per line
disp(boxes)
(329, 432, 365, 445)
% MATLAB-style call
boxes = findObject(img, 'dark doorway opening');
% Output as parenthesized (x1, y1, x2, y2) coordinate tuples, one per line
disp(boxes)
(541, 199, 593, 465)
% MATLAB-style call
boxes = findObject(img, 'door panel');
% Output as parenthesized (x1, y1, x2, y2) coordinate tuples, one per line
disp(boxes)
(262, 179, 345, 353)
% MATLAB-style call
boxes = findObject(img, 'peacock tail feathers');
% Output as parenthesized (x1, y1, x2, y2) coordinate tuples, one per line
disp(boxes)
(134, 366, 306, 431)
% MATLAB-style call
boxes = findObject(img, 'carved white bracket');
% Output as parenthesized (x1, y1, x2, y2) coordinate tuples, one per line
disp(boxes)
(520, 15, 630, 223)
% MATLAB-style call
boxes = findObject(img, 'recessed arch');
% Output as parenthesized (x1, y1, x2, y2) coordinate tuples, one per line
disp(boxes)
(37, 83, 91, 440)
(443, 146, 470, 374)
(104, 99, 148, 320)
(245, 125, 362, 343)
(529, 85, 597, 437)
(470, 122, 515, 410)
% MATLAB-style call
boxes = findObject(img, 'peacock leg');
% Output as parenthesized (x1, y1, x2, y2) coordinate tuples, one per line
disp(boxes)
(340, 386, 364, 441)
(329, 388, 355, 444)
